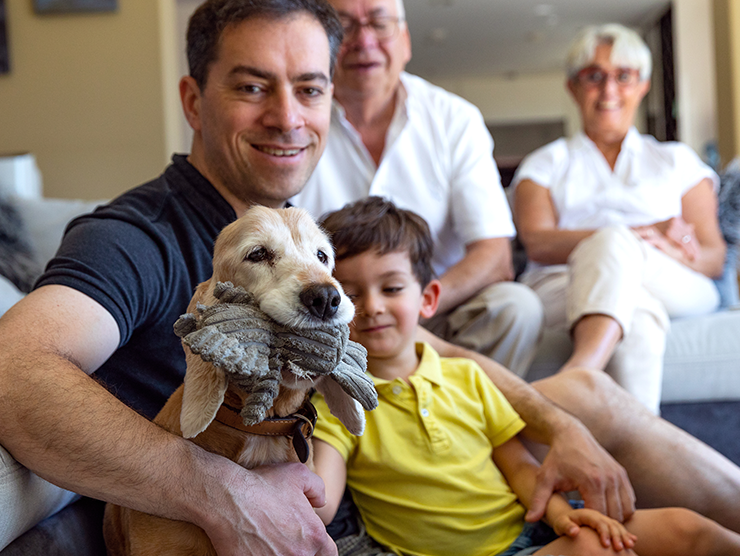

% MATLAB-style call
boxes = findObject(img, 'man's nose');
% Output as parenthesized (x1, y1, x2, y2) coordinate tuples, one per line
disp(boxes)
(264, 90, 303, 131)
(345, 24, 378, 50)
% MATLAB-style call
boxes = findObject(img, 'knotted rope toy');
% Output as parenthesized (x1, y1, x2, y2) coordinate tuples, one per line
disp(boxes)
(174, 281, 377, 436)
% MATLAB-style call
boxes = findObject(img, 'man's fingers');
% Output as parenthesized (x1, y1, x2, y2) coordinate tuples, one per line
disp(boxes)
(617, 467, 636, 520)
(315, 532, 339, 556)
(294, 464, 328, 508)
(525, 467, 556, 522)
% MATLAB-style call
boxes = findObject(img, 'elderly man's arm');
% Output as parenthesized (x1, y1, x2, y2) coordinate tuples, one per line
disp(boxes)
(434, 237, 514, 315)
(418, 327, 636, 523)
(0, 285, 336, 556)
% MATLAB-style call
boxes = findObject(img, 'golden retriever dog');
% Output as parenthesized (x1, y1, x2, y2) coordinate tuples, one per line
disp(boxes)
(104, 206, 370, 556)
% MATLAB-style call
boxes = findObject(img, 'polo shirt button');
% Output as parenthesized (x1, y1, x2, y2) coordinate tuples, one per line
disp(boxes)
(421, 408, 429, 417)
(392, 386, 402, 395)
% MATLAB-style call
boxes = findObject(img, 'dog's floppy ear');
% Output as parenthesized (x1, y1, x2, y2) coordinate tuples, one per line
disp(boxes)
(180, 351, 228, 438)
(314, 377, 366, 436)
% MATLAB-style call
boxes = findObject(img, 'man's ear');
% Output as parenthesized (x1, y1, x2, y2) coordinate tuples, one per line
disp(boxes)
(180, 75, 203, 132)
(419, 279, 441, 319)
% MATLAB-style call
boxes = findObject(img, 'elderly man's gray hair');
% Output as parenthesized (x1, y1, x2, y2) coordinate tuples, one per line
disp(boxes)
(394, 0, 405, 20)
(566, 23, 652, 82)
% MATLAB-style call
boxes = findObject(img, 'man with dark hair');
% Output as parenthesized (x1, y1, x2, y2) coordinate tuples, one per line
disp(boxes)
(0, 1, 341, 554)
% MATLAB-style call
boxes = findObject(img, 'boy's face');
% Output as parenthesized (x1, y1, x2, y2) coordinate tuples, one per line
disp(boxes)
(334, 250, 439, 378)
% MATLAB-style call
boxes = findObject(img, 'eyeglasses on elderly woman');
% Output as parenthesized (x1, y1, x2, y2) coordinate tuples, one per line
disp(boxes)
(574, 66, 641, 89)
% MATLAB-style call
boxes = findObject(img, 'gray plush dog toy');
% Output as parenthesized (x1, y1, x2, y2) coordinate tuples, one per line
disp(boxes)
(174, 281, 378, 434)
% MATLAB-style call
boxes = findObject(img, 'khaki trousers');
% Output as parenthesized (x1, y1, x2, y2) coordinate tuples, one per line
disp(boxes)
(0, 444, 79, 550)
(424, 281, 544, 378)
(521, 226, 720, 413)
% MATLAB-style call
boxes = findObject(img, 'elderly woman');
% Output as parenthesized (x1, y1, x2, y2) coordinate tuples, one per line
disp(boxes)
(513, 23, 726, 414)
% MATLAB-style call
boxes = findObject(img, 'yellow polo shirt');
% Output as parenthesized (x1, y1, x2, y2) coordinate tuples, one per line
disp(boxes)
(313, 343, 527, 556)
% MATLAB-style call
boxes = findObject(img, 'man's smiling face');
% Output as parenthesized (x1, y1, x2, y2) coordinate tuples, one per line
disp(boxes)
(184, 13, 334, 208)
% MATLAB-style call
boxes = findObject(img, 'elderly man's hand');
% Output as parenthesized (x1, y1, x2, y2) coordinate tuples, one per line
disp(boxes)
(525, 421, 636, 524)
(202, 462, 338, 556)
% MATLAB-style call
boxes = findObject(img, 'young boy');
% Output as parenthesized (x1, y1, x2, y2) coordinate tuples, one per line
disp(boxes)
(313, 196, 740, 556)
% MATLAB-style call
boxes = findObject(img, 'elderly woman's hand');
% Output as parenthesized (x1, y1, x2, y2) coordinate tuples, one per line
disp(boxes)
(633, 217, 700, 262)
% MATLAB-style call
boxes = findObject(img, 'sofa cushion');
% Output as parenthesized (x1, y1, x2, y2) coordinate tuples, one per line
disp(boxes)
(12, 197, 103, 269)
(0, 276, 24, 319)
(0, 198, 42, 293)
(525, 307, 740, 403)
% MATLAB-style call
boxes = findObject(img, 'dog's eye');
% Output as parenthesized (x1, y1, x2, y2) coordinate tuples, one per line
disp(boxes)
(246, 247, 271, 263)
(317, 250, 329, 265)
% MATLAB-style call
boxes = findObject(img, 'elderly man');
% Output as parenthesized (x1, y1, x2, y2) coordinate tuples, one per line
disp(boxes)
(290, 0, 544, 378)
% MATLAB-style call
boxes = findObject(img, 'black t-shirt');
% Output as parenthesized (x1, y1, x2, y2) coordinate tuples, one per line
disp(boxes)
(35, 155, 236, 419)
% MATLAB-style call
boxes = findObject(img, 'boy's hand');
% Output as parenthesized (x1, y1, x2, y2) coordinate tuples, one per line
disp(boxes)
(552, 508, 636, 552)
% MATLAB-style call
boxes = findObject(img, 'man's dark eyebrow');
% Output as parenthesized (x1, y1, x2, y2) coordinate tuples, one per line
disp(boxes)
(228, 66, 328, 85)
(295, 72, 329, 85)
(229, 65, 275, 80)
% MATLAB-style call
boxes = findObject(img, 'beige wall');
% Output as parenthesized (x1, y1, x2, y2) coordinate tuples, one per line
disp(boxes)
(0, 0, 171, 200)
(431, 72, 582, 138)
(674, 0, 718, 157)
(714, 0, 740, 166)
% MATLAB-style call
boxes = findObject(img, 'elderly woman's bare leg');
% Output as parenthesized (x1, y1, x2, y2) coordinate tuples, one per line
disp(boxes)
(533, 368, 740, 533)
(561, 314, 621, 371)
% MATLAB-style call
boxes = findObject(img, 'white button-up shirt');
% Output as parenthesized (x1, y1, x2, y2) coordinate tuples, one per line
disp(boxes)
(291, 72, 515, 277)
(513, 127, 718, 231)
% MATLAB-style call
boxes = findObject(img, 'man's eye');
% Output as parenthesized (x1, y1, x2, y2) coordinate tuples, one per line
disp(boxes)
(371, 20, 390, 32)
(239, 84, 262, 94)
(302, 87, 324, 98)
(317, 250, 329, 265)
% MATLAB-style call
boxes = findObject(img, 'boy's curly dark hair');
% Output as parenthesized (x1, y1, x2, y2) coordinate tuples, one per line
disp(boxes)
(320, 196, 436, 288)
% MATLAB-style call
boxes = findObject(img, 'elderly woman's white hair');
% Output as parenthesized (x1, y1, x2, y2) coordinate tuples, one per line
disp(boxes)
(566, 23, 652, 82)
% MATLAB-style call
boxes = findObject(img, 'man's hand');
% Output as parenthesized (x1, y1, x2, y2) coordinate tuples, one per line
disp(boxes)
(525, 422, 635, 524)
(202, 462, 338, 556)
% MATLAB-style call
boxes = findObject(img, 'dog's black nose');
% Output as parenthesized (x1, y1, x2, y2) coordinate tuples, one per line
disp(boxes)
(300, 284, 341, 320)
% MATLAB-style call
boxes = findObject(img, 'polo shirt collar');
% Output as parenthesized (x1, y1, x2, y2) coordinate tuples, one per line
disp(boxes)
(370, 342, 445, 391)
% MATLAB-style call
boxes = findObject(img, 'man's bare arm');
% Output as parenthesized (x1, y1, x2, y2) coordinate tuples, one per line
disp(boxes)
(435, 237, 514, 315)
(0, 285, 336, 556)
(418, 327, 635, 522)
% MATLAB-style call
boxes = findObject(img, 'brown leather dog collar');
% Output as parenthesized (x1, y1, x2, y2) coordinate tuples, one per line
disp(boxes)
(214, 399, 318, 463)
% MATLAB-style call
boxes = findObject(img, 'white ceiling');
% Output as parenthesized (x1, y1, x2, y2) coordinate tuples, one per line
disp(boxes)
(403, 0, 671, 79)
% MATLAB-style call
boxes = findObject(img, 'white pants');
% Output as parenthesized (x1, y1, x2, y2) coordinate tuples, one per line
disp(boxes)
(0, 444, 79, 550)
(424, 281, 544, 377)
(521, 226, 720, 413)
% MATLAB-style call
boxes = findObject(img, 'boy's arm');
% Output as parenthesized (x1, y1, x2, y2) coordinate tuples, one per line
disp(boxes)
(313, 439, 348, 525)
(493, 437, 636, 551)
(419, 328, 634, 522)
